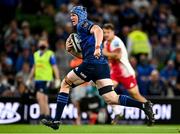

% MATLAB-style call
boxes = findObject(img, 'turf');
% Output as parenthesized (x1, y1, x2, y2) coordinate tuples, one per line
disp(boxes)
(0, 124, 179, 134)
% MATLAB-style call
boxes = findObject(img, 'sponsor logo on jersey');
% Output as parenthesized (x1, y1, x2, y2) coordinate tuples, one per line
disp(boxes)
(80, 72, 87, 78)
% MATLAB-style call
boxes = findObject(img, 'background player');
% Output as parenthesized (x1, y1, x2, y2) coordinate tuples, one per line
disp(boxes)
(103, 23, 148, 102)
(26, 37, 61, 120)
(41, 6, 154, 130)
(103, 23, 151, 122)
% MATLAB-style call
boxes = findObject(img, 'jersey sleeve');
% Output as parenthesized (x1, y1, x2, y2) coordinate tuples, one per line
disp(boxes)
(77, 20, 94, 34)
(111, 39, 121, 51)
(49, 55, 57, 65)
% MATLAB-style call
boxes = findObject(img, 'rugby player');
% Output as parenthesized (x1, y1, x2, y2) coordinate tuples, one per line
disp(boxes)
(41, 6, 154, 130)
(102, 23, 154, 124)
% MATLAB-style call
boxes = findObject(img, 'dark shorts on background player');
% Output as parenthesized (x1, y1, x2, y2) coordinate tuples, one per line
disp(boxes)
(35, 81, 50, 94)
(73, 62, 110, 82)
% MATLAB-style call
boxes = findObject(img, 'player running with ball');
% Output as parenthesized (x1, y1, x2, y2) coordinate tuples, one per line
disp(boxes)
(41, 6, 155, 130)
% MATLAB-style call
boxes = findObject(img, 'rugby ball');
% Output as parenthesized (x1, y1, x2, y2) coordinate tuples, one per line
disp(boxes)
(70, 33, 82, 53)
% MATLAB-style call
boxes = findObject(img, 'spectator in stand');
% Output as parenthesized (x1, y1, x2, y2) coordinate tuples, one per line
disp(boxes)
(4, 20, 22, 40)
(0, 73, 10, 96)
(129, 56, 138, 71)
(147, 70, 167, 96)
(119, 26, 130, 46)
(54, 4, 70, 27)
(14, 74, 29, 98)
(151, 34, 160, 62)
(15, 46, 33, 72)
(88, 0, 104, 24)
(132, 0, 150, 13)
(43, 4, 56, 17)
(5, 29, 23, 63)
(136, 54, 154, 95)
(67, 0, 79, 11)
(153, 35, 173, 65)
(160, 60, 178, 86)
(0, 53, 15, 87)
(156, 22, 171, 38)
(16, 62, 30, 84)
(21, 21, 36, 49)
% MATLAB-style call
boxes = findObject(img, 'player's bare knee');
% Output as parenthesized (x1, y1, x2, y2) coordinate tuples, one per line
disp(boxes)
(103, 93, 119, 105)
(60, 76, 76, 93)
(61, 79, 70, 88)
(103, 95, 114, 104)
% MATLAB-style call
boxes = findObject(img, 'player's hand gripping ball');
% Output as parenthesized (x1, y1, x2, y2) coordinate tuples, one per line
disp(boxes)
(66, 33, 82, 53)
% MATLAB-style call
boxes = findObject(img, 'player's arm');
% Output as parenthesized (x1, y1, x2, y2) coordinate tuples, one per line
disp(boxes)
(90, 25, 103, 48)
(66, 35, 83, 59)
(52, 65, 60, 80)
(50, 55, 61, 88)
(103, 43, 121, 60)
(26, 65, 35, 86)
(90, 25, 103, 58)
(28, 65, 35, 80)
(50, 55, 60, 79)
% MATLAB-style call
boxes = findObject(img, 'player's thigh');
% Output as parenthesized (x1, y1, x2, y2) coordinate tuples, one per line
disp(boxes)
(95, 78, 113, 89)
(62, 70, 86, 88)
(36, 91, 47, 102)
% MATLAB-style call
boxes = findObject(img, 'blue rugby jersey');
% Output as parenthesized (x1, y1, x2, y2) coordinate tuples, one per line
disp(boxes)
(76, 20, 107, 64)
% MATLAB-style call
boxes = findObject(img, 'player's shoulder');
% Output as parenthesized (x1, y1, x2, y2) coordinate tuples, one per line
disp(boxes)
(111, 36, 124, 46)
(77, 20, 94, 31)
(78, 20, 93, 26)
(113, 36, 122, 42)
(46, 50, 54, 56)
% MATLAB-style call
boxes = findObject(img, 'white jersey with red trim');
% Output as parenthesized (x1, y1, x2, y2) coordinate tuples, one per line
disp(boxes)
(104, 36, 135, 77)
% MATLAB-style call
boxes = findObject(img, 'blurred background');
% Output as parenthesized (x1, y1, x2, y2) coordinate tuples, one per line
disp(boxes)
(0, 0, 180, 125)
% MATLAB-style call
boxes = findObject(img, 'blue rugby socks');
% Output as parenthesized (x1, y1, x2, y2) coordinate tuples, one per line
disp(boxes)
(55, 92, 69, 121)
(119, 95, 144, 109)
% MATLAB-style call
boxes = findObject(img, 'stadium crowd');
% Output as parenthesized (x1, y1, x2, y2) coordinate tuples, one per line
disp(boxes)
(0, 0, 180, 99)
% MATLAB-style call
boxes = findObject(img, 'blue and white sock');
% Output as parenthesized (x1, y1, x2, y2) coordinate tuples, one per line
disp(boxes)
(55, 92, 69, 121)
(119, 95, 144, 109)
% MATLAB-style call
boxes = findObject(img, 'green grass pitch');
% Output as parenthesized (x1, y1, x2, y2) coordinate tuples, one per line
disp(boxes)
(0, 124, 179, 134)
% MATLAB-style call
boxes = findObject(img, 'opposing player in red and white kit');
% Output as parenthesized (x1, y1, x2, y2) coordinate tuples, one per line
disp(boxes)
(102, 23, 153, 123)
